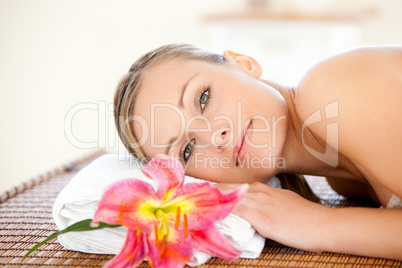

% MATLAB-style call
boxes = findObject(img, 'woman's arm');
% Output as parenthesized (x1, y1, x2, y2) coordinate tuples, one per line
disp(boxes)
(325, 176, 379, 203)
(232, 182, 402, 260)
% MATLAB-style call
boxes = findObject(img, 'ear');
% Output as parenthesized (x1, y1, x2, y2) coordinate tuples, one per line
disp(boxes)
(223, 50, 262, 78)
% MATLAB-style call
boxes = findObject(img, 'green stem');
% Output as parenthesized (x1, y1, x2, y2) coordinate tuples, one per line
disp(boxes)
(22, 219, 121, 263)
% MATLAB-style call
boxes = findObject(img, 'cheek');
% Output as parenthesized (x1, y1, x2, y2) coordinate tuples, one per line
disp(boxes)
(185, 152, 230, 182)
(188, 151, 230, 171)
(184, 153, 258, 183)
(254, 110, 287, 150)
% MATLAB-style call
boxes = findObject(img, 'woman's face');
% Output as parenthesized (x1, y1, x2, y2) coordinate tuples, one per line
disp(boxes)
(132, 57, 289, 183)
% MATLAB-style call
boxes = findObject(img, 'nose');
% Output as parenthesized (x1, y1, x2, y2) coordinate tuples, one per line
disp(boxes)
(211, 128, 230, 150)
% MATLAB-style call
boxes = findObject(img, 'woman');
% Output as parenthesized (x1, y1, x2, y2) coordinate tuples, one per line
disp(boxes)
(114, 43, 402, 260)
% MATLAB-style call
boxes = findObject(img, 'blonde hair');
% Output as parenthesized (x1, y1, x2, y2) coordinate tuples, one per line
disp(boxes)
(114, 43, 320, 203)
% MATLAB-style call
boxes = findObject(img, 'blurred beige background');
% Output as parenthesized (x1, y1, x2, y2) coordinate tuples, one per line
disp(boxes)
(0, 0, 401, 192)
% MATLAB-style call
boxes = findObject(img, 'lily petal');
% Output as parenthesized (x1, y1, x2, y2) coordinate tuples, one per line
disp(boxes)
(92, 179, 159, 232)
(191, 225, 239, 261)
(142, 154, 185, 200)
(146, 226, 193, 268)
(172, 183, 248, 230)
(104, 229, 146, 268)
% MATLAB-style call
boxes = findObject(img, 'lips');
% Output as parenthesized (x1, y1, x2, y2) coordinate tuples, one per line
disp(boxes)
(232, 120, 253, 167)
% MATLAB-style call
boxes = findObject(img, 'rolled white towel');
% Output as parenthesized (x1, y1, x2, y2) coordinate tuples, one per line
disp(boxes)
(53, 154, 281, 266)
(386, 194, 402, 209)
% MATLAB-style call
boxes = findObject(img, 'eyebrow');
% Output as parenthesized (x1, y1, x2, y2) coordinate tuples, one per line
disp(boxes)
(178, 73, 199, 109)
(164, 137, 177, 156)
(165, 73, 199, 155)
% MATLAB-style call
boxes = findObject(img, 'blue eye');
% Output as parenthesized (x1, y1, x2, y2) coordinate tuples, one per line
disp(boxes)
(182, 139, 195, 164)
(200, 89, 209, 111)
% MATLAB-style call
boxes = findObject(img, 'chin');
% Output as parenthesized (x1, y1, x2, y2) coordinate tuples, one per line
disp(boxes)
(248, 147, 284, 174)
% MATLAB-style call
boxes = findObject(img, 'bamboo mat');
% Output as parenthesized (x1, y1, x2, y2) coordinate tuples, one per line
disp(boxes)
(0, 151, 401, 267)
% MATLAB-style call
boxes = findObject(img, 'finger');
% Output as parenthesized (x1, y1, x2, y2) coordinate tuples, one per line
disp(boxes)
(213, 183, 245, 193)
(231, 198, 267, 227)
(247, 182, 275, 194)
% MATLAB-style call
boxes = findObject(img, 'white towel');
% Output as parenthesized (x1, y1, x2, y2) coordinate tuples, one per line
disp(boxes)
(386, 194, 402, 209)
(53, 154, 281, 266)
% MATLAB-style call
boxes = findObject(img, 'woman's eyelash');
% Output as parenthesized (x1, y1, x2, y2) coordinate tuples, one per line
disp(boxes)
(181, 139, 195, 164)
(197, 86, 211, 113)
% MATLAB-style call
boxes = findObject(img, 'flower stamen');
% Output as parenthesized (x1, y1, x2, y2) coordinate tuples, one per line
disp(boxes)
(175, 206, 181, 230)
(160, 243, 165, 258)
(183, 213, 188, 238)
(160, 235, 166, 257)
(154, 223, 159, 248)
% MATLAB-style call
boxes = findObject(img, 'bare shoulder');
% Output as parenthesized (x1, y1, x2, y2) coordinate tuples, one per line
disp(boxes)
(297, 46, 402, 101)
(297, 46, 402, 106)
(295, 46, 402, 196)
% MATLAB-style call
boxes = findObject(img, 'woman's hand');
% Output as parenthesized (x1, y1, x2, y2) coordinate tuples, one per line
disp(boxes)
(216, 182, 329, 252)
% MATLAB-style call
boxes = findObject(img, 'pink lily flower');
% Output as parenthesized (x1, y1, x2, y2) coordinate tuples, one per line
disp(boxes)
(91, 154, 248, 268)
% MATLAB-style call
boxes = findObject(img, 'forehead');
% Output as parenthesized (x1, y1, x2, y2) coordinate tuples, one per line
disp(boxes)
(134, 59, 202, 118)
(140, 59, 195, 103)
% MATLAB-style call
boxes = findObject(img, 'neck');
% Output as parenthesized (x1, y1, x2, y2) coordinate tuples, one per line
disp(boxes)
(261, 79, 338, 177)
